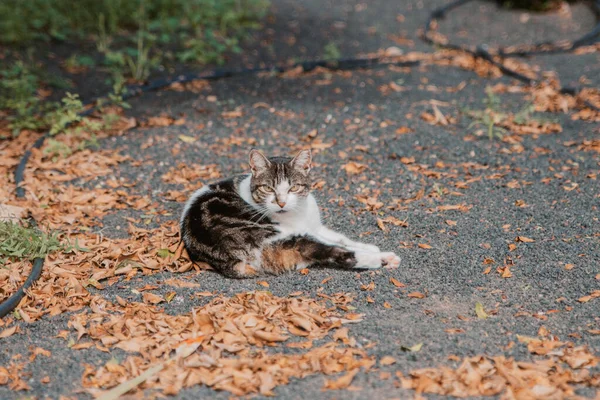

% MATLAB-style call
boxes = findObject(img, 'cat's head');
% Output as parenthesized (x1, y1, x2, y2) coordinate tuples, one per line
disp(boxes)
(248, 149, 312, 214)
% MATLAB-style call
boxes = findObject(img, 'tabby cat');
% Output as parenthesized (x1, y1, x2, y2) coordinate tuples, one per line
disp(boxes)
(180, 149, 400, 278)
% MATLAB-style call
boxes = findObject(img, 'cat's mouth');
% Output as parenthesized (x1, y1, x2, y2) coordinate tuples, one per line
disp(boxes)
(276, 210, 288, 214)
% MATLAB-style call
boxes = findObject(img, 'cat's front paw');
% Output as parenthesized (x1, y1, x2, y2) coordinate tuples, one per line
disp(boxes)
(354, 252, 400, 269)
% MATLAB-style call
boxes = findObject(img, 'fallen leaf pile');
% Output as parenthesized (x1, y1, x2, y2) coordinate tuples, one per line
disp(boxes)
(399, 337, 600, 398)
(75, 291, 373, 396)
(1, 222, 196, 323)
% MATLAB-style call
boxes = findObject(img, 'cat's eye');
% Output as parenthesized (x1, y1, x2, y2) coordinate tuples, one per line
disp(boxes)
(289, 185, 303, 192)
(260, 186, 274, 193)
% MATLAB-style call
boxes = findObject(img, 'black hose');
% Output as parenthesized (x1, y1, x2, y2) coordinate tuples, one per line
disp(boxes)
(3, 1, 599, 318)
(423, 0, 600, 111)
(0, 258, 43, 318)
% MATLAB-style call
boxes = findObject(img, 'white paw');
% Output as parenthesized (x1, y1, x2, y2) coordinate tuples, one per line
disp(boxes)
(380, 252, 401, 269)
(354, 252, 400, 269)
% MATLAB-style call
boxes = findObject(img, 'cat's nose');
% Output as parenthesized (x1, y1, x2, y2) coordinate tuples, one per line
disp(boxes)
(277, 200, 286, 208)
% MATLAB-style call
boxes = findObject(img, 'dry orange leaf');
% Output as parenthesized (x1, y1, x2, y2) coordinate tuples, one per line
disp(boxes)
(323, 369, 359, 390)
(516, 236, 535, 243)
(253, 330, 289, 342)
(71, 342, 94, 350)
(361, 282, 375, 291)
(342, 162, 367, 175)
(390, 277, 405, 287)
(418, 243, 432, 249)
(142, 292, 164, 305)
(445, 328, 465, 334)
(164, 278, 201, 288)
(257, 281, 270, 288)
(0, 326, 18, 338)
(395, 126, 414, 135)
(380, 356, 397, 366)
(408, 292, 425, 299)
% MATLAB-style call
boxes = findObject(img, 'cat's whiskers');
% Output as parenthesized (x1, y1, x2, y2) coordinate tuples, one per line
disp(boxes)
(243, 204, 273, 224)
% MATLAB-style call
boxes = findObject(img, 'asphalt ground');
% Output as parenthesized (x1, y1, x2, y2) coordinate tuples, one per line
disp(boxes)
(1, 1, 598, 399)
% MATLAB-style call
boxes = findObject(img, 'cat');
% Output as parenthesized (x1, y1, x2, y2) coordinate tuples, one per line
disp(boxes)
(180, 149, 401, 278)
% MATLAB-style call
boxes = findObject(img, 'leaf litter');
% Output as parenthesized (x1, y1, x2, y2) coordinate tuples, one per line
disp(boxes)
(78, 291, 374, 397)
(399, 336, 600, 398)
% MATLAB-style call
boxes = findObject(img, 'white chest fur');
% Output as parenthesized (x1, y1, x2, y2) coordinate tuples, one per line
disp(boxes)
(238, 175, 323, 241)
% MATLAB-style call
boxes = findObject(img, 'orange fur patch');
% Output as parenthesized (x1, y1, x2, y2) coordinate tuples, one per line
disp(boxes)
(233, 262, 259, 277)
(261, 246, 305, 275)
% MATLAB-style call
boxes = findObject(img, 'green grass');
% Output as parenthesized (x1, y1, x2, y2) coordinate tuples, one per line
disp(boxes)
(0, 221, 64, 266)
(0, 0, 270, 69)
(0, 60, 131, 140)
(1, 0, 270, 138)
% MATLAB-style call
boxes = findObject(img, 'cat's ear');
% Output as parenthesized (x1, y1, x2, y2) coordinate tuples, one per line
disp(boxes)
(249, 149, 271, 176)
(290, 149, 312, 175)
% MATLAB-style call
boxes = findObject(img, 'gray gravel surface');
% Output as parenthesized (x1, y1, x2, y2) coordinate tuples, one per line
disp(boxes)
(1, 1, 599, 399)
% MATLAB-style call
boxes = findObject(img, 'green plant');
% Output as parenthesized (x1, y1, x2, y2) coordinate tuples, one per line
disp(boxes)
(65, 54, 96, 70)
(464, 87, 558, 140)
(104, 76, 131, 110)
(467, 110, 508, 140)
(1, 0, 270, 68)
(96, 13, 112, 53)
(177, 0, 269, 64)
(0, 221, 64, 266)
(464, 86, 507, 140)
(324, 42, 341, 61)
(47, 93, 84, 135)
(43, 138, 73, 159)
(0, 61, 42, 136)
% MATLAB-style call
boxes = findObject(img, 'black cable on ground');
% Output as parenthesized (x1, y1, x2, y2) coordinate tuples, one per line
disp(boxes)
(4, 1, 600, 318)
(423, 0, 600, 111)
(0, 254, 44, 318)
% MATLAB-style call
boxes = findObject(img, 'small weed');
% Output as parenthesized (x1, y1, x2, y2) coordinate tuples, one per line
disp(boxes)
(464, 86, 557, 140)
(65, 54, 96, 71)
(43, 139, 73, 160)
(96, 13, 112, 53)
(47, 93, 84, 136)
(483, 87, 501, 111)
(0, 221, 64, 266)
(324, 42, 342, 61)
(0, 61, 41, 136)
(467, 111, 508, 140)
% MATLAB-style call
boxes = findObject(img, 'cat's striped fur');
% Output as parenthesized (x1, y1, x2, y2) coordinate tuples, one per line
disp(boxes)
(180, 149, 400, 278)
